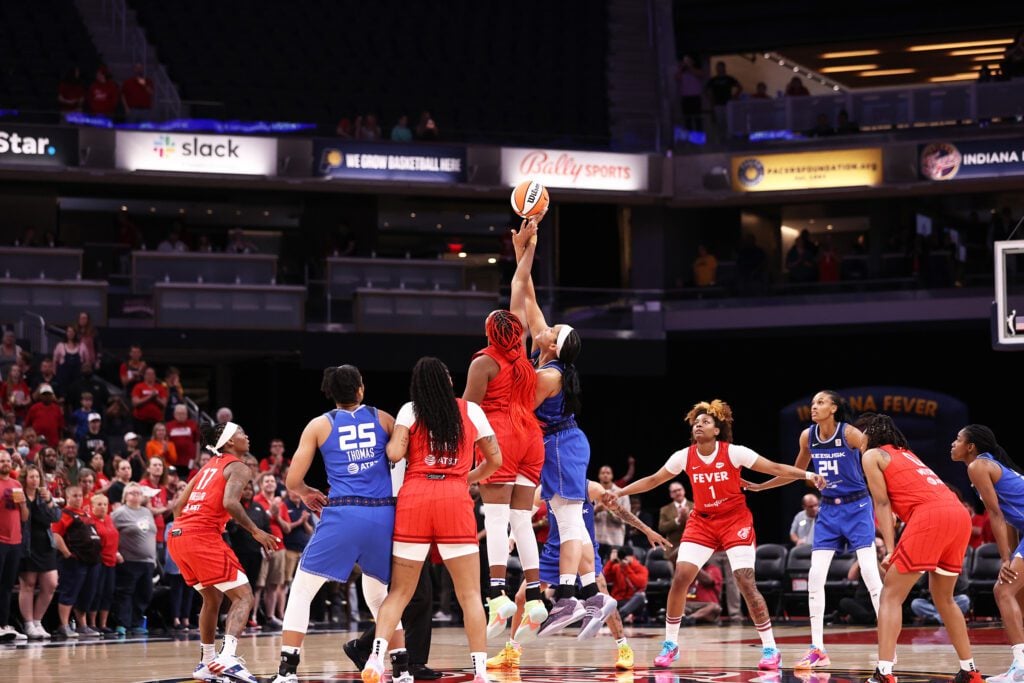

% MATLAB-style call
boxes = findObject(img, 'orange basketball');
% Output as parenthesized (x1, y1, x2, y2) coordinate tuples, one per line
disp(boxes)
(510, 180, 550, 219)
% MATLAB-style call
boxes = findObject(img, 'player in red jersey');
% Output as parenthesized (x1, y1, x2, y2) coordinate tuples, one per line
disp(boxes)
(859, 413, 981, 683)
(362, 356, 501, 683)
(169, 421, 279, 683)
(609, 399, 825, 671)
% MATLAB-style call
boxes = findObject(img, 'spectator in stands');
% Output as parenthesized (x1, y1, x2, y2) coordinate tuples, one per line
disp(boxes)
(105, 398, 135, 459)
(117, 212, 142, 250)
(1, 365, 32, 423)
(0, 426, 15, 456)
(226, 228, 259, 254)
(17, 463, 60, 640)
(282, 488, 313, 585)
(88, 453, 110, 494)
(50, 484, 99, 638)
(355, 113, 382, 140)
(1002, 29, 1024, 80)
(259, 438, 289, 476)
(119, 345, 147, 391)
(66, 362, 108, 413)
(415, 110, 440, 140)
(195, 233, 215, 253)
(254, 472, 288, 628)
(391, 115, 414, 142)
(807, 112, 835, 138)
(216, 406, 233, 425)
(163, 367, 185, 421)
(121, 63, 154, 123)
(57, 66, 85, 113)
(86, 65, 119, 117)
(751, 81, 771, 99)
(38, 448, 63, 498)
(818, 235, 841, 283)
(785, 76, 810, 97)
(70, 392, 95, 439)
(835, 109, 860, 134)
(59, 438, 84, 487)
(77, 413, 107, 464)
(910, 571, 970, 625)
(145, 422, 178, 467)
(704, 61, 742, 140)
(107, 459, 133, 509)
(141, 457, 170, 558)
(111, 482, 157, 635)
(335, 117, 354, 139)
(75, 312, 100, 370)
(25, 385, 63, 449)
(21, 427, 41, 461)
(0, 330, 23, 378)
(789, 492, 819, 545)
(130, 367, 168, 440)
(53, 325, 90, 391)
(675, 56, 705, 132)
(167, 405, 198, 471)
(692, 244, 718, 286)
(659, 480, 691, 563)
(157, 226, 188, 253)
(0, 450, 27, 641)
(595, 465, 630, 553)
(86, 492, 119, 634)
(683, 560, 723, 625)
(736, 233, 769, 295)
(786, 229, 819, 283)
(603, 545, 648, 622)
(626, 496, 656, 549)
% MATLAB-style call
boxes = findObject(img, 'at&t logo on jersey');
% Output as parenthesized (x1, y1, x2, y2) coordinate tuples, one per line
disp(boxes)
(347, 461, 376, 474)
(424, 453, 457, 467)
(424, 454, 436, 467)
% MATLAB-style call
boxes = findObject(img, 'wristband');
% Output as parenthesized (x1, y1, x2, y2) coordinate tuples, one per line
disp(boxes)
(805, 471, 815, 480)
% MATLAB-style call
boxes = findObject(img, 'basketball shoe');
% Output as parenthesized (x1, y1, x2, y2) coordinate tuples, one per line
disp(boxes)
(867, 669, 896, 683)
(486, 594, 516, 639)
(615, 642, 634, 670)
(193, 662, 227, 682)
(758, 647, 782, 670)
(653, 640, 679, 667)
(487, 641, 522, 669)
(955, 671, 985, 683)
(512, 599, 548, 643)
(537, 597, 585, 637)
(795, 647, 831, 669)
(208, 654, 258, 683)
(361, 655, 385, 683)
(578, 593, 618, 639)
(988, 662, 1024, 683)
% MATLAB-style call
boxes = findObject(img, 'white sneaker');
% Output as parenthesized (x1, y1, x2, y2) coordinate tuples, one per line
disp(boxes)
(361, 654, 385, 683)
(193, 662, 227, 682)
(10, 627, 27, 641)
(270, 674, 298, 683)
(432, 610, 452, 622)
(208, 654, 258, 683)
(394, 673, 414, 683)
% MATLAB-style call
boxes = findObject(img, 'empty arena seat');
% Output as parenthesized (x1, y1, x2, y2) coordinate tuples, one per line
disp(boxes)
(782, 543, 814, 615)
(754, 543, 788, 617)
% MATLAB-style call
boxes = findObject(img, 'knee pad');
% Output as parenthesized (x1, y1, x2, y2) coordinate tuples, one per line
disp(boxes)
(550, 497, 586, 543)
(362, 574, 389, 620)
(281, 569, 327, 634)
(482, 503, 511, 566)
(509, 508, 539, 570)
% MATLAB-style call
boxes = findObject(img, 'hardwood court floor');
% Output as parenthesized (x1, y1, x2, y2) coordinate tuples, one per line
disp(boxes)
(0, 622, 1012, 683)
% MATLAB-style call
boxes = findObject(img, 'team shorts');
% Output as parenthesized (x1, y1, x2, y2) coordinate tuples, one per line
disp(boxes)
(540, 426, 590, 502)
(813, 498, 877, 552)
(168, 529, 244, 588)
(482, 420, 544, 486)
(892, 502, 971, 575)
(300, 504, 395, 584)
(680, 503, 756, 553)
(393, 477, 478, 545)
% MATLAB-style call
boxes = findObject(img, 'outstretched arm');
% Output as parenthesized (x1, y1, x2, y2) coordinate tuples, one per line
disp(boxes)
(511, 216, 549, 339)
(748, 456, 825, 489)
(611, 466, 676, 500)
(746, 429, 812, 492)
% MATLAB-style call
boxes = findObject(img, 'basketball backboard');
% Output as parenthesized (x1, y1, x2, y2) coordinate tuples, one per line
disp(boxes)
(993, 240, 1024, 350)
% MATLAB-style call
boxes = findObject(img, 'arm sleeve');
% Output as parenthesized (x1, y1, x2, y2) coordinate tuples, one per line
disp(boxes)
(728, 444, 761, 469)
(395, 402, 416, 428)
(466, 401, 495, 439)
(663, 449, 688, 475)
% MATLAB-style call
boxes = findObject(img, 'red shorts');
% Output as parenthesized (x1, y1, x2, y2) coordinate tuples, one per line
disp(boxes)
(681, 503, 756, 552)
(480, 418, 543, 485)
(393, 477, 478, 544)
(168, 529, 244, 588)
(892, 502, 971, 574)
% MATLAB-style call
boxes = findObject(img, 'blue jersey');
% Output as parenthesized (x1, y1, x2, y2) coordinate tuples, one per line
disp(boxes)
(978, 453, 1024, 531)
(320, 405, 391, 499)
(536, 359, 590, 501)
(810, 422, 867, 498)
(535, 360, 567, 425)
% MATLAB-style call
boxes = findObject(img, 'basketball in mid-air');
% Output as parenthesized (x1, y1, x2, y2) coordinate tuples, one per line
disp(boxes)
(510, 180, 550, 219)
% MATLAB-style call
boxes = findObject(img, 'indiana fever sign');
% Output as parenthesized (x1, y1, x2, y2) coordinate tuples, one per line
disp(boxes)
(501, 147, 649, 191)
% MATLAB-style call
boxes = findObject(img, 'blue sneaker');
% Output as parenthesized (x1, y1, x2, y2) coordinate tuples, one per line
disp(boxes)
(988, 662, 1024, 683)
(654, 640, 679, 667)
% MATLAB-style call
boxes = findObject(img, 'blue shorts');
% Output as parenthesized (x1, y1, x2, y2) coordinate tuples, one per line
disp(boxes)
(813, 498, 876, 553)
(540, 426, 590, 502)
(1013, 535, 1024, 559)
(538, 539, 602, 586)
(299, 505, 395, 583)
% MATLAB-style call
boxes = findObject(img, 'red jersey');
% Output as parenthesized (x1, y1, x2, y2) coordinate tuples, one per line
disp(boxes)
(406, 398, 478, 480)
(176, 454, 241, 533)
(473, 346, 540, 437)
(687, 442, 745, 514)
(880, 444, 959, 521)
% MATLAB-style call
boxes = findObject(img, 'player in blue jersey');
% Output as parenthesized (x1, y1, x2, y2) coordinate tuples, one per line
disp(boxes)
(746, 390, 880, 669)
(509, 218, 593, 636)
(273, 365, 402, 683)
(488, 480, 671, 671)
(952, 424, 1024, 683)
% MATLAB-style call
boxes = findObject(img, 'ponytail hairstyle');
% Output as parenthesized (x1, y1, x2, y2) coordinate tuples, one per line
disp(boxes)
(685, 399, 734, 442)
(555, 326, 582, 417)
(858, 413, 909, 450)
(322, 364, 363, 405)
(962, 424, 1023, 475)
(486, 310, 537, 430)
(818, 389, 855, 424)
(409, 356, 463, 464)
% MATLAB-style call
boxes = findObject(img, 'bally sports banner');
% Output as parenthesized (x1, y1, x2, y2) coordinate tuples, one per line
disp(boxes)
(920, 138, 1024, 181)
(115, 131, 277, 175)
(0, 125, 78, 167)
(731, 148, 883, 192)
(501, 147, 649, 192)
(314, 140, 466, 182)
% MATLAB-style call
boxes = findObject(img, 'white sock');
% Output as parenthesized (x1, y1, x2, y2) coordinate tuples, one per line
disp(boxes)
(559, 574, 575, 585)
(371, 637, 388, 660)
(616, 637, 628, 646)
(961, 659, 977, 672)
(471, 652, 487, 675)
(580, 572, 596, 586)
(201, 643, 215, 663)
(282, 645, 300, 656)
(878, 660, 894, 675)
(220, 635, 238, 657)
(665, 614, 681, 644)
(754, 619, 776, 649)
(1013, 643, 1024, 666)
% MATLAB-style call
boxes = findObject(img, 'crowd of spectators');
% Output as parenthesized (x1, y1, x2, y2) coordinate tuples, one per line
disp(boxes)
(57, 63, 154, 122)
(335, 110, 441, 143)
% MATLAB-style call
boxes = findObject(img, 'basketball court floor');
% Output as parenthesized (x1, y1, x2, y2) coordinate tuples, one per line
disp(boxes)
(0, 621, 1011, 683)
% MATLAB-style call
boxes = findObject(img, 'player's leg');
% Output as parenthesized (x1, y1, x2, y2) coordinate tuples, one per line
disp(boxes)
(657, 543, 708, 668)
(510, 476, 546, 627)
(728, 544, 780, 671)
(442, 545, 490, 680)
(363, 546, 425, 683)
(480, 483, 515, 636)
(795, 548, 835, 669)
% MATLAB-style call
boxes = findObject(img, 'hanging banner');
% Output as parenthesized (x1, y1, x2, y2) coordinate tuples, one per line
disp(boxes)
(0, 125, 78, 167)
(731, 148, 883, 191)
(115, 131, 278, 175)
(314, 140, 466, 182)
(501, 147, 649, 191)
(920, 138, 1024, 181)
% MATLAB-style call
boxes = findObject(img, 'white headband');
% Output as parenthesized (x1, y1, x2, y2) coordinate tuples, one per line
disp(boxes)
(555, 325, 575, 356)
(215, 422, 239, 450)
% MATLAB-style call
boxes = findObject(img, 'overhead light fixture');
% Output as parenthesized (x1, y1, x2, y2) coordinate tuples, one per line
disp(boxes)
(928, 72, 985, 82)
(953, 47, 1010, 56)
(820, 49, 880, 59)
(859, 69, 916, 77)
(820, 64, 879, 73)
(909, 39, 1011, 52)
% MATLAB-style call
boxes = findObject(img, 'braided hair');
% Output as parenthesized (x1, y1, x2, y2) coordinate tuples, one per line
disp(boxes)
(685, 399, 734, 442)
(817, 389, 855, 424)
(201, 422, 234, 455)
(857, 413, 909, 449)
(409, 356, 463, 464)
(322, 364, 363, 405)
(486, 310, 537, 430)
(962, 424, 1023, 475)
(555, 326, 582, 417)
